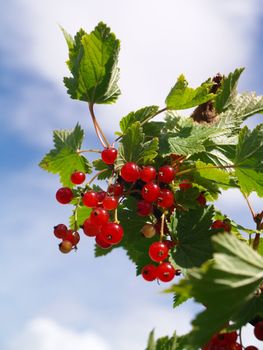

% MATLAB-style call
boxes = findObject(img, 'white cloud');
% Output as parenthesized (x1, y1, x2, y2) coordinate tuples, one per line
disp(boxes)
(6, 318, 110, 350)
(1, 0, 262, 146)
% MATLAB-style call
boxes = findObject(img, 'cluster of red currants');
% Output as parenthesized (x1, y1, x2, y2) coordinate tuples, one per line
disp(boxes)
(202, 321, 263, 350)
(53, 224, 80, 253)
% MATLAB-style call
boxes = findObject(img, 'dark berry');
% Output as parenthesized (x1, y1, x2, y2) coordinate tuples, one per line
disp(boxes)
(140, 166, 156, 182)
(245, 346, 259, 350)
(101, 148, 118, 165)
(121, 162, 140, 182)
(211, 220, 231, 232)
(97, 191, 107, 203)
(254, 321, 263, 340)
(158, 165, 175, 183)
(149, 241, 169, 262)
(156, 262, 175, 282)
(137, 200, 153, 216)
(197, 193, 206, 207)
(179, 179, 192, 191)
(141, 182, 160, 202)
(100, 222, 124, 245)
(82, 191, 99, 208)
(108, 183, 124, 197)
(142, 264, 157, 281)
(157, 189, 174, 208)
(71, 171, 86, 185)
(90, 208, 109, 226)
(56, 187, 73, 204)
(53, 224, 68, 239)
(102, 196, 118, 210)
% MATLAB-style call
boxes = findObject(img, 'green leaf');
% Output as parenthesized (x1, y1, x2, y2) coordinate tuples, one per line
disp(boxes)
(165, 75, 215, 110)
(234, 125, 263, 196)
(119, 106, 159, 133)
(215, 68, 244, 113)
(145, 330, 156, 350)
(175, 187, 201, 210)
(92, 159, 113, 180)
(186, 233, 263, 348)
(164, 279, 192, 308)
(116, 122, 159, 169)
(39, 124, 92, 187)
(172, 206, 214, 268)
(195, 161, 231, 185)
(63, 22, 121, 104)
(145, 330, 179, 350)
(160, 118, 222, 157)
(69, 204, 91, 229)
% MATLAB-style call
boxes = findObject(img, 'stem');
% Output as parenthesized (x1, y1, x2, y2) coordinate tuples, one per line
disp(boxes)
(115, 107, 167, 142)
(114, 209, 120, 224)
(73, 197, 82, 231)
(238, 328, 243, 349)
(243, 193, 256, 219)
(89, 103, 110, 148)
(77, 149, 102, 154)
(87, 169, 108, 186)
(160, 212, 166, 241)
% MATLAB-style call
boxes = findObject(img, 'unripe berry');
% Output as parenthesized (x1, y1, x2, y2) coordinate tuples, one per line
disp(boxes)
(59, 240, 73, 254)
(141, 223, 156, 238)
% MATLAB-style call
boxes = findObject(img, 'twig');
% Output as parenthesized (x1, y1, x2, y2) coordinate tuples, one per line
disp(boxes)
(87, 169, 108, 185)
(89, 103, 110, 148)
(77, 149, 102, 154)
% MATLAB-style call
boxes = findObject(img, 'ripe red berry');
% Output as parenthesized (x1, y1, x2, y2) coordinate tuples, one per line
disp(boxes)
(225, 331, 238, 343)
(102, 196, 118, 210)
(137, 200, 153, 216)
(121, 162, 140, 182)
(141, 224, 156, 238)
(158, 165, 175, 183)
(211, 220, 231, 232)
(71, 171, 86, 185)
(254, 321, 263, 340)
(100, 222, 124, 245)
(140, 166, 156, 182)
(97, 191, 107, 203)
(53, 224, 68, 239)
(230, 344, 242, 350)
(95, 232, 112, 249)
(179, 179, 192, 191)
(245, 346, 259, 350)
(83, 218, 100, 237)
(64, 230, 80, 246)
(108, 183, 124, 197)
(90, 208, 109, 226)
(197, 193, 206, 206)
(56, 187, 73, 204)
(82, 191, 99, 208)
(101, 147, 118, 165)
(149, 241, 169, 262)
(141, 264, 157, 281)
(59, 240, 73, 254)
(141, 182, 160, 202)
(156, 262, 176, 282)
(157, 189, 174, 208)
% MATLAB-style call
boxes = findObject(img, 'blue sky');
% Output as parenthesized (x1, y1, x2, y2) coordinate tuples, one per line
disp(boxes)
(1, 1, 263, 349)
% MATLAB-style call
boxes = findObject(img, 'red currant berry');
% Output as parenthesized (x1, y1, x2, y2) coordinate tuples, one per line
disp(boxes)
(121, 162, 140, 182)
(254, 321, 263, 340)
(225, 331, 238, 344)
(163, 240, 176, 250)
(141, 264, 157, 281)
(53, 224, 68, 239)
(108, 183, 124, 197)
(95, 232, 112, 249)
(64, 230, 80, 246)
(140, 166, 156, 182)
(102, 196, 118, 211)
(156, 262, 175, 282)
(97, 191, 107, 203)
(158, 189, 174, 208)
(245, 346, 259, 350)
(83, 218, 100, 237)
(137, 200, 153, 216)
(82, 191, 99, 208)
(71, 171, 86, 185)
(56, 187, 73, 204)
(141, 223, 156, 238)
(149, 241, 169, 262)
(59, 240, 72, 254)
(158, 165, 175, 183)
(211, 220, 231, 232)
(179, 179, 192, 191)
(100, 222, 124, 245)
(197, 193, 206, 206)
(141, 182, 160, 202)
(101, 147, 118, 165)
(90, 208, 109, 226)
(231, 343, 242, 350)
